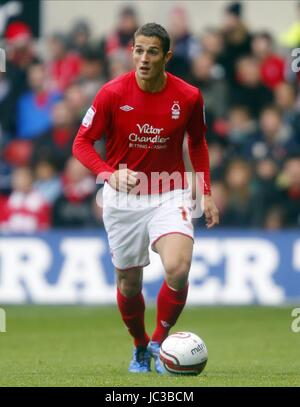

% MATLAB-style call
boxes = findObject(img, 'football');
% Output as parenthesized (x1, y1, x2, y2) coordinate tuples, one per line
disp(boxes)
(159, 332, 208, 375)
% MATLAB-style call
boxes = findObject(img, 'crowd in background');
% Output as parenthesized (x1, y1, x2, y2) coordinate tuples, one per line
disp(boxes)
(1, 1, 300, 232)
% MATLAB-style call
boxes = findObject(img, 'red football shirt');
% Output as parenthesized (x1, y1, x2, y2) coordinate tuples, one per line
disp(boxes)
(260, 55, 285, 89)
(73, 71, 211, 194)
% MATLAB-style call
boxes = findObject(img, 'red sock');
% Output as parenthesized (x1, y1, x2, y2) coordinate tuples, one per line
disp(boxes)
(117, 288, 150, 348)
(152, 281, 188, 344)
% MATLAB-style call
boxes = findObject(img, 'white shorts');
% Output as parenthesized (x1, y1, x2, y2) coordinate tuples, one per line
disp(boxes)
(102, 182, 194, 270)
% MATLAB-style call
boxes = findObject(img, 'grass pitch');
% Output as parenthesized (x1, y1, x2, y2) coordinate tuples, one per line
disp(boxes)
(0, 305, 299, 387)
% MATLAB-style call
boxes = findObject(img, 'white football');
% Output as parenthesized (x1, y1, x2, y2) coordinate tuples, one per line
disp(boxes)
(159, 332, 208, 375)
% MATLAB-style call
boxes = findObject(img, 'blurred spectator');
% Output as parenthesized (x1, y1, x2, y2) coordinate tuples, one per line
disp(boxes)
(167, 6, 200, 79)
(251, 31, 285, 89)
(33, 160, 62, 204)
(32, 100, 77, 170)
(201, 27, 224, 59)
(52, 157, 97, 227)
(277, 154, 300, 226)
(16, 62, 62, 139)
(64, 84, 89, 127)
(208, 142, 227, 181)
(68, 20, 91, 55)
(3, 139, 33, 167)
(5, 21, 35, 67)
(225, 106, 257, 157)
(253, 158, 281, 226)
(200, 28, 226, 77)
(107, 49, 133, 79)
(0, 147, 12, 196)
(210, 181, 234, 226)
(0, 166, 50, 232)
(244, 106, 298, 162)
(223, 159, 256, 226)
(47, 33, 82, 92)
(230, 55, 274, 118)
(3, 21, 40, 135)
(264, 206, 285, 230)
(274, 81, 300, 141)
(0, 71, 15, 141)
(221, 2, 252, 83)
(76, 46, 106, 103)
(190, 52, 229, 119)
(103, 6, 139, 57)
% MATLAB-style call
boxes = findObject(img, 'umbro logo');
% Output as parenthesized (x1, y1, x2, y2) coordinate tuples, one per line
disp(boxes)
(120, 105, 134, 111)
(161, 320, 171, 328)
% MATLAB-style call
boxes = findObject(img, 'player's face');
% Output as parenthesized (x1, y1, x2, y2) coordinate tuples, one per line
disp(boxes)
(133, 35, 171, 81)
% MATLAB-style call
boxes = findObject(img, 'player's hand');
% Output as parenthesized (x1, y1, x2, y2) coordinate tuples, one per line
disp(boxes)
(203, 195, 219, 229)
(108, 169, 138, 193)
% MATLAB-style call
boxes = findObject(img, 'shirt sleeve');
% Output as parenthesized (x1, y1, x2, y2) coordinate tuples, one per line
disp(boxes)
(186, 90, 211, 195)
(72, 87, 115, 182)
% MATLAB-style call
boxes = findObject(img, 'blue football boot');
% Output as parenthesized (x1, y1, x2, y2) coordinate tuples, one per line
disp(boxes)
(147, 341, 165, 374)
(128, 346, 151, 373)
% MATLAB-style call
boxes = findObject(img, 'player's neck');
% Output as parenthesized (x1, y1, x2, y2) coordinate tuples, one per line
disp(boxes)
(135, 71, 167, 93)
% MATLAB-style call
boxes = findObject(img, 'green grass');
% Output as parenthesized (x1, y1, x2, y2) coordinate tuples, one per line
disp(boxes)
(0, 305, 299, 386)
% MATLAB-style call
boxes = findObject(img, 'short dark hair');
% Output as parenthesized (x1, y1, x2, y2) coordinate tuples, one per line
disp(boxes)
(133, 23, 170, 55)
(253, 31, 273, 45)
(81, 46, 103, 62)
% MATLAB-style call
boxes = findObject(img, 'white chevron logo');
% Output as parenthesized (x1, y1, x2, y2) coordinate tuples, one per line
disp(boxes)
(161, 320, 171, 328)
(120, 105, 134, 111)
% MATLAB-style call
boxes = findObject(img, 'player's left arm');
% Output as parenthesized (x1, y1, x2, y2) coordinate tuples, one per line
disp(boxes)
(186, 91, 219, 229)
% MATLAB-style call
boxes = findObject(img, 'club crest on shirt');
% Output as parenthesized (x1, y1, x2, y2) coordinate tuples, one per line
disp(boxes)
(171, 101, 180, 120)
(82, 106, 96, 127)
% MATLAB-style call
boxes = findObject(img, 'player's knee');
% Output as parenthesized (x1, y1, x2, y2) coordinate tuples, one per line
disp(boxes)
(164, 258, 191, 289)
(116, 267, 143, 297)
(117, 278, 142, 297)
(164, 257, 191, 275)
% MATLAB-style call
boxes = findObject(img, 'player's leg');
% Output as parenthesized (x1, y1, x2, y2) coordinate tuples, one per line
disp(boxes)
(102, 182, 152, 372)
(152, 233, 192, 341)
(116, 266, 151, 373)
(116, 266, 150, 348)
(148, 234, 193, 373)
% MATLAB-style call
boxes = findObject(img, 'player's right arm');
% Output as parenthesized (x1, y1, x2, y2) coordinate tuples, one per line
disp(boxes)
(72, 87, 115, 182)
(72, 87, 138, 191)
